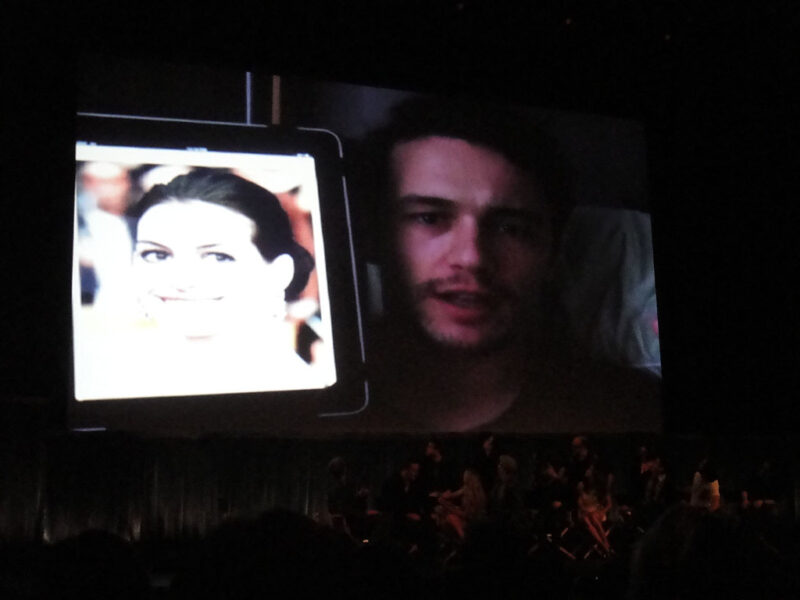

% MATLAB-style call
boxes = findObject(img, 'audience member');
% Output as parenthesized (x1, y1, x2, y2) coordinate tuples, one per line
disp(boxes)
(376, 459, 436, 556)
(689, 456, 721, 512)
(528, 451, 572, 540)
(472, 433, 499, 493)
(170, 509, 357, 599)
(436, 468, 487, 540)
(629, 443, 654, 506)
(418, 439, 457, 513)
(628, 504, 797, 599)
(740, 455, 788, 553)
(11, 437, 798, 599)
(489, 455, 527, 528)
(639, 451, 674, 525)
(378, 459, 424, 519)
(0, 542, 45, 600)
(350, 541, 435, 599)
(577, 463, 614, 556)
(39, 529, 149, 600)
(450, 514, 543, 600)
(741, 457, 780, 514)
(326, 456, 369, 540)
(564, 435, 597, 515)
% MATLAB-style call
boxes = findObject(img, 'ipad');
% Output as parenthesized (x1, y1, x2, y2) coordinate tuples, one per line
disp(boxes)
(70, 113, 367, 435)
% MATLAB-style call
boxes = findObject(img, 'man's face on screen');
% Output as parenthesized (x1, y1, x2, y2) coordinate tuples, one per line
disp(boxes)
(391, 136, 553, 351)
(133, 200, 293, 339)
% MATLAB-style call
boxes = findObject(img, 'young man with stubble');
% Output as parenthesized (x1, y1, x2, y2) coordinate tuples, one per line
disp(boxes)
(353, 96, 660, 433)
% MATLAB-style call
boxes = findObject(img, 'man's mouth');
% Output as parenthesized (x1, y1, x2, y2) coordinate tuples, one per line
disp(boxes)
(433, 290, 495, 309)
(426, 289, 500, 324)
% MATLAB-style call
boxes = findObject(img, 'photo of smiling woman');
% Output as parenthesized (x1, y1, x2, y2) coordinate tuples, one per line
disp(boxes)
(73, 168, 327, 400)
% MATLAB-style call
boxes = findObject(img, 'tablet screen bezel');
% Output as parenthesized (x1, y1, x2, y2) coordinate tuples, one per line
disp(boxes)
(69, 113, 368, 436)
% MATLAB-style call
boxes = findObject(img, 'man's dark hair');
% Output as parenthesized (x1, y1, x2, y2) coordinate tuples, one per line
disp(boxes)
(352, 94, 574, 261)
(128, 169, 314, 301)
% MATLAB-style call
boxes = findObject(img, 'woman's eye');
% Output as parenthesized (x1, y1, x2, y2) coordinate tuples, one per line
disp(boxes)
(139, 249, 171, 263)
(203, 252, 235, 262)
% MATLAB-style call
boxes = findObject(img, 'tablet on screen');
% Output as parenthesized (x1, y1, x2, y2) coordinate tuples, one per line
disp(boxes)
(70, 114, 367, 434)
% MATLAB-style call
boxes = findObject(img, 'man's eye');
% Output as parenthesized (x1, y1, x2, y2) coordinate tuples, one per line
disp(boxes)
(202, 252, 235, 262)
(487, 216, 537, 240)
(494, 219, 527, 237)
(139, 250, 171, 263)
(408, 212, 449, 226)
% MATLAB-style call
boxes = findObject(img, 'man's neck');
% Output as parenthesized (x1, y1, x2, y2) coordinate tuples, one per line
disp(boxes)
(408, 340, 531, 431)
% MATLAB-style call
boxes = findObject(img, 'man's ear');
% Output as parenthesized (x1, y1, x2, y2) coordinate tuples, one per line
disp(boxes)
(270, 253, 295, 291)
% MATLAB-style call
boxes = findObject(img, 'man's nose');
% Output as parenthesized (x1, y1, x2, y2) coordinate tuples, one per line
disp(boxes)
(448, 217, 483, 269)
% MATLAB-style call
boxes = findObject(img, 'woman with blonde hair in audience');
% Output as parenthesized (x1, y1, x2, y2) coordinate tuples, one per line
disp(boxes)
(436, 468, 487, 540)
(577, 463, 614, 556)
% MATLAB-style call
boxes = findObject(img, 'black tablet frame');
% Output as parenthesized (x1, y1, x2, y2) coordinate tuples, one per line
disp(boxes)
(68, 113, 369, 437)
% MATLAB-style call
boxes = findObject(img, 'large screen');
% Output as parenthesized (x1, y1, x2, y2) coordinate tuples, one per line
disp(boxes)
(69, 67, 661, 435)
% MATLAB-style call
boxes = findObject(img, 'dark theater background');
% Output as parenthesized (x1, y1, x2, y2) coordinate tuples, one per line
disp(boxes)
(3, 2, 799, 597)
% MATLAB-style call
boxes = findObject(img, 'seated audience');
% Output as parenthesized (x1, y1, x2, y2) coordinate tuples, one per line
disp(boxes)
(628, 504, 797, 599)
(449, 514, 546, 600)
(689, 456, 721, 512)
(638, 449, 675, 527)
(740, 455, 789, 553)
(350, 541, 434, 599)
(741, 457, 780, 514)
(565, 435, 597, 508)
(435, 468, 487, 540)
(529, 451, 570, 534)
(376, 459, 436, 556)
(472, 433, 499, 494)
(489, 455, 527, 529)
(377, 459, 424, 519)
(39, 529, 150, 600)
(325, 456, 369, 540)
(170, 509, 357, 599)
(577, 463, 614, 556)
(629, 443, 654, 506)
(0, 542, 45, 600)
(418, 439, 457, 513)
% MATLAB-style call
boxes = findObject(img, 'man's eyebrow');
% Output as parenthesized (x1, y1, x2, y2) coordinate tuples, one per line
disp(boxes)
(486, 206, 546, 221)
(395, 195, 457, 209)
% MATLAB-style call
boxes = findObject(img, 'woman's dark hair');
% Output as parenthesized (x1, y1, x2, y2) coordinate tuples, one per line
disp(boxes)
(128, 169, 314, 301)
